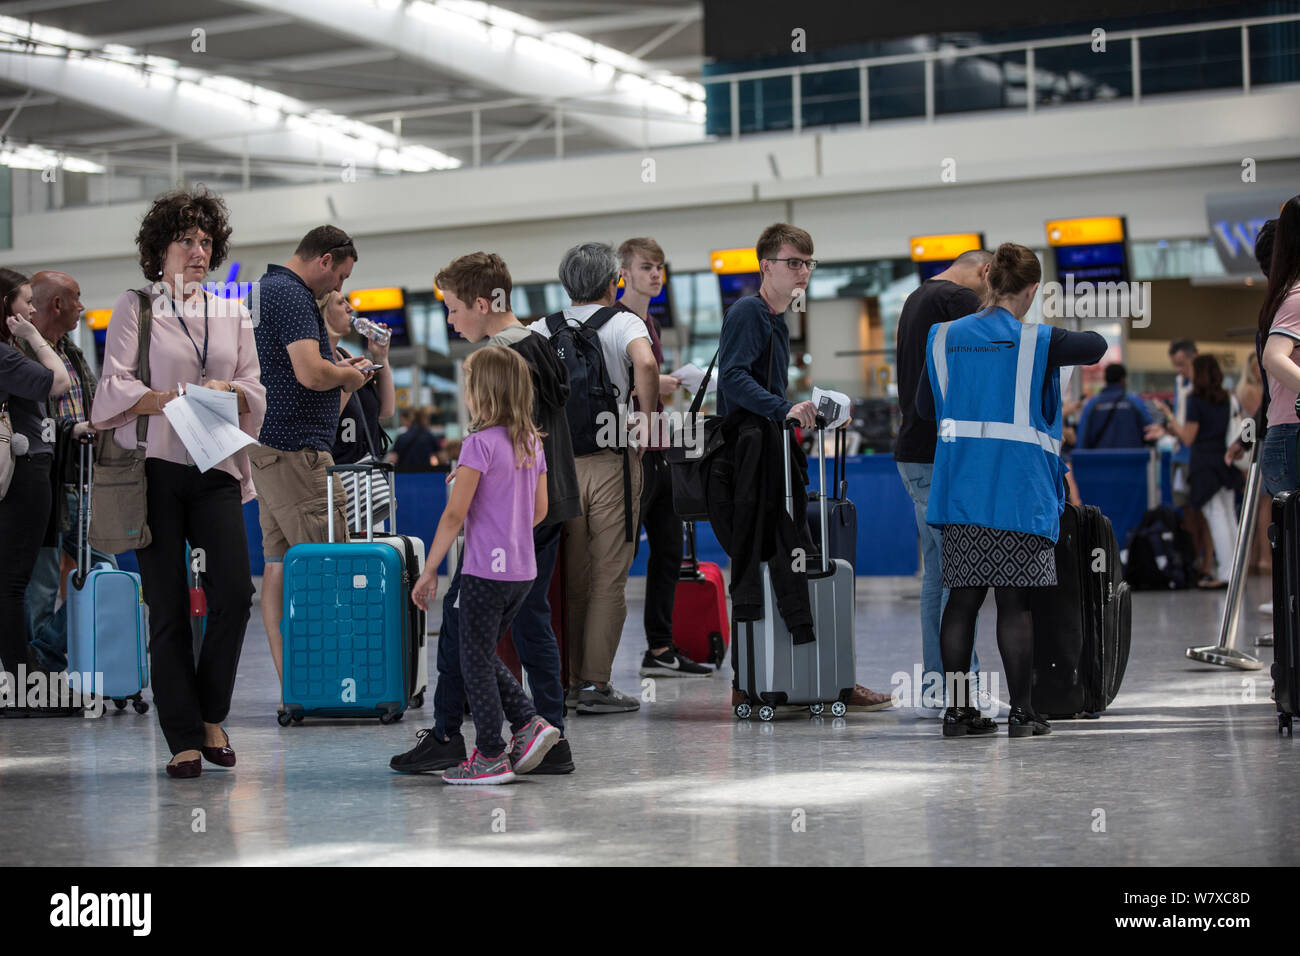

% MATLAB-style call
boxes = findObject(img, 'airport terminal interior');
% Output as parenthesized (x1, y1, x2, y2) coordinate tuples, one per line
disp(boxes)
(0, 0, 1298, 871)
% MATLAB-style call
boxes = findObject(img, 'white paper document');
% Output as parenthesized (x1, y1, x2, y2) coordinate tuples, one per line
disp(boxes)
(811, 386, 852, 429)
(163, 384, 256, 472)
(669, 362, 717, 395)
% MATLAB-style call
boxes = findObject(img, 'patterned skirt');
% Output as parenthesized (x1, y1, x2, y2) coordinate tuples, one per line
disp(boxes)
(940, 523, 1057, 589)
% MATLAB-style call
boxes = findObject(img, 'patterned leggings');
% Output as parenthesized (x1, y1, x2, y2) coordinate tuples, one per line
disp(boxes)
(459, 574, 537, 758)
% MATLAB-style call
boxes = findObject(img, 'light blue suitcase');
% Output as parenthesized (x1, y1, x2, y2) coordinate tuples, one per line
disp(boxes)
(279, 463, 413, 725)
(66, 441, 150, 714)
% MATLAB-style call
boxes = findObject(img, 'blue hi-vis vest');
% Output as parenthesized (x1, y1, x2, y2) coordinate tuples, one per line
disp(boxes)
(924, 308, 1066, 542)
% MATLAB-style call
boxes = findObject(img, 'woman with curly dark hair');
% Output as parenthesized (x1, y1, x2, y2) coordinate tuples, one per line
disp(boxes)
(0, 267, 72, 706)
(91, 187, 266, 777)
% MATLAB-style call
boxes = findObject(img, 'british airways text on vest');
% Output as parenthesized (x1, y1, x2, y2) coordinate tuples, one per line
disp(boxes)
(924, 308, 1066, 542)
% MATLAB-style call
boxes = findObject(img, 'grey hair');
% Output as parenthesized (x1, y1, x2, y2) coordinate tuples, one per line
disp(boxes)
(558, 242, 619, 303)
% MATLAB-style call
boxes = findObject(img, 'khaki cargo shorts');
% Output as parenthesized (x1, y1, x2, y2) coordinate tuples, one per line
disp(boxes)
(247, 445, 348, 561)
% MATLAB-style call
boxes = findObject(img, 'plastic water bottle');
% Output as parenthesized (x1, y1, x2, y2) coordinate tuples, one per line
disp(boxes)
(351, 314, 391, 347)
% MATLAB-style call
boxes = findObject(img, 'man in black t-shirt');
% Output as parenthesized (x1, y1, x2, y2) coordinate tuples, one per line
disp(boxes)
(893, 249, 991, 717)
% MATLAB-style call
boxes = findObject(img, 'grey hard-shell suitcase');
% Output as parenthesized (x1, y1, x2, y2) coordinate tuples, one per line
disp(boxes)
(734, 421, 857, 721)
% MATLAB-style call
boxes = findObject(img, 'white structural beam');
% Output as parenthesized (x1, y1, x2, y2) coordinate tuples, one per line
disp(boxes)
(224, 0, 705, 148)
(542, 7, 701, 34)
(92, 13, 294, 47)
(0, 16, 460, 173)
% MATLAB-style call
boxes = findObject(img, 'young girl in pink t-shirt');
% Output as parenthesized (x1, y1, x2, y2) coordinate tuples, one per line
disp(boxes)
(411, 346, 558, 784)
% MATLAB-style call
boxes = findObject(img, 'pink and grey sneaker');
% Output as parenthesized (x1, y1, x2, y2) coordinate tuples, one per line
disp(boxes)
(440, 749, 516, 786)
(508, 716, 561, 774)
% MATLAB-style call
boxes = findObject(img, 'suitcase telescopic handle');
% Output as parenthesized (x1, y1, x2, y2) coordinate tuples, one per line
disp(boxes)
(76, 437, 92, 586)
(326, 461, 396, 543)
(814, 416, 829, 574)
(784, 417, 830, 574)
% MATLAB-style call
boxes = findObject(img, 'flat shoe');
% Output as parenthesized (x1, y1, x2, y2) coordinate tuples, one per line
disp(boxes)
(166, 757, 202, 779)
(201, 728, 236, 768)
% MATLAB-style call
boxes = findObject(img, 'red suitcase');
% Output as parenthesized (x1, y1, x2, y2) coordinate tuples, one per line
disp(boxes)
(672, 523, 729, 668)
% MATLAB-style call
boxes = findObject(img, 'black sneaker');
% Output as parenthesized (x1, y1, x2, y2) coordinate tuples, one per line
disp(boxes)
(1007, 707, 1052, 738)
(389, 729, 467, 773)
(639, 646, 712, 678)
(941, 707, 998, 738)
(520, 737, 575, 775)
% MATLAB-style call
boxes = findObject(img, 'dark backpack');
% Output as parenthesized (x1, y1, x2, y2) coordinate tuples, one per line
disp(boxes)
(545, 306, 628, 456)
(1123, 507, 1197, 590)
(545, 306, 635, 541)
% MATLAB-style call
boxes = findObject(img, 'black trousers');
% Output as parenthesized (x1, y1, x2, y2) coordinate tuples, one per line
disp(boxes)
(635, 450, 683, 650)
(0, 454, 53, 676)
(135, 460, 253, 755)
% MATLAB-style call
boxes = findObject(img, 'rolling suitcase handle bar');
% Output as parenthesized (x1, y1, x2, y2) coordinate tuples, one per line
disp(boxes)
(683, 521, 699, 571)
(326, 461, 396, 544)
(75, 437, 93, 587)
(784, 417, 830, 574)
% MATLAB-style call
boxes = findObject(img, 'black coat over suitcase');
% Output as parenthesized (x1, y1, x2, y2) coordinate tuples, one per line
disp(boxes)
(806, 428, 858, 572)
(1031, 503, 1132, 718)
(1269, 492, 1300, 734)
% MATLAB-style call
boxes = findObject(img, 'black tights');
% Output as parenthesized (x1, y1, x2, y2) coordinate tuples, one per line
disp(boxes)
(939, 586, 1034, 710)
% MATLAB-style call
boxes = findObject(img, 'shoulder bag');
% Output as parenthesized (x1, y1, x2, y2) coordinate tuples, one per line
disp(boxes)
(89, 290, 154, 553)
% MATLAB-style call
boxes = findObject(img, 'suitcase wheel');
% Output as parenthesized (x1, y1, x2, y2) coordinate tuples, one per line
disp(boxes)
(734, 702, 752, 720)
(277, 710, 293, 727)
(379, 711, 400, 725)
(292, 713, 304, 724)
(132, 698, 149, 715)
(410, 692, 425, 709)
(830, 701, 847, 718)
(757, 705, 775, 722)
(1281, 713, 1293, 736)
(113, 699, 127, 711)
(809, 703, 824, 717)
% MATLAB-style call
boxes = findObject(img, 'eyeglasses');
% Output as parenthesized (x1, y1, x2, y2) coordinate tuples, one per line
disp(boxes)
(767, 257, 818, 272)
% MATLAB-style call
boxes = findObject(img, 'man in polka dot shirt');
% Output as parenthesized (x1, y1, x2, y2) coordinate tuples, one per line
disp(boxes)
(246, 225, 374, 699)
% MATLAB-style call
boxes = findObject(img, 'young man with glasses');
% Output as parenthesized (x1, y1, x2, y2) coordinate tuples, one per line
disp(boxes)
(717, 222, 892, 712)
(248, 225, 375, 712)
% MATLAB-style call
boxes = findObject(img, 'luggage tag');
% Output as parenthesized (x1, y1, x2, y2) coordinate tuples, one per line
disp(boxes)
(188, 540, 206, 618)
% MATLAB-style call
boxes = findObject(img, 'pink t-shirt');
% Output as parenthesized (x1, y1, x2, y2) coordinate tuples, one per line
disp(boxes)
(1267, 284, 1300, 428)
(91, 285, 267, 502)
(459, 425, 546, 582)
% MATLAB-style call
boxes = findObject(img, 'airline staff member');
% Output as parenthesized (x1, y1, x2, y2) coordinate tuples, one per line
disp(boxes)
(919, 243, 1106, 739)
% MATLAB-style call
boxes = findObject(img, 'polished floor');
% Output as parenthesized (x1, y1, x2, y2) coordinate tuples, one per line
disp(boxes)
(1, 570, 1294, 867)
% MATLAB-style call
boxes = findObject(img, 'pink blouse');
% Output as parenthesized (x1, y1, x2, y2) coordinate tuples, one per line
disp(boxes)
(91, 284, 267, 502)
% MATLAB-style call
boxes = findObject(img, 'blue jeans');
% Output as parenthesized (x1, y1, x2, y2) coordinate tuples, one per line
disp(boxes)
(1262, 423, 1300, 497)
(25, 487, 116, 671)
(433, 522, 565, 739)
(896, 461, 979, 699)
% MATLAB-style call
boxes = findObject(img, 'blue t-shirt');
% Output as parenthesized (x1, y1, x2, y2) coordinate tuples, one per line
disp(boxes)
(254, 264, 339, 452)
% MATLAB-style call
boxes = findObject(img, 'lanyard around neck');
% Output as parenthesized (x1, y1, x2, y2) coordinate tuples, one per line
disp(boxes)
(172, 293, 210, 380)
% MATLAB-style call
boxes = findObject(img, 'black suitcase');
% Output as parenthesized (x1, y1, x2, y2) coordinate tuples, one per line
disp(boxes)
(806, 428, 858, 572)
(1269, 492, 1300, 734)
(1032, 503, 1132, 718)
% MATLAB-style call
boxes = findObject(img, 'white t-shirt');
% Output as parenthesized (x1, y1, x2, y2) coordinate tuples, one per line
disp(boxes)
(527, 304, 649, 407)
